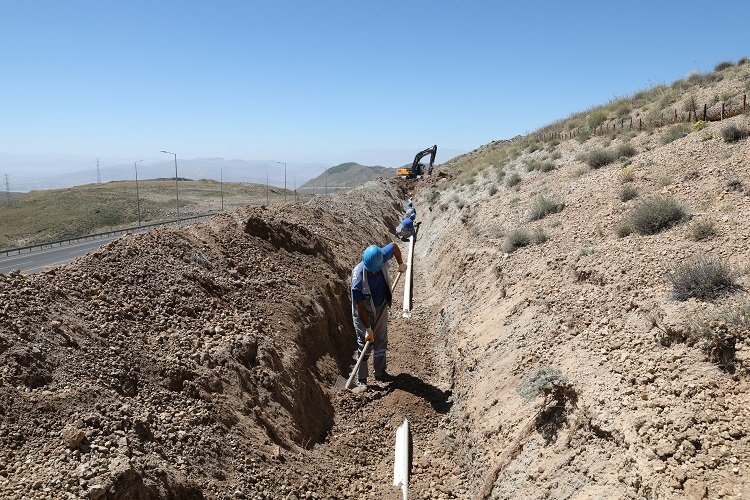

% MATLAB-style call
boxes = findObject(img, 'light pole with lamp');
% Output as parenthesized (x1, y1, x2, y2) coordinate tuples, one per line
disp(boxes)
(160, 150, 180, 224)
(276, 161, 287, 202)
(134, 160, 143, 227)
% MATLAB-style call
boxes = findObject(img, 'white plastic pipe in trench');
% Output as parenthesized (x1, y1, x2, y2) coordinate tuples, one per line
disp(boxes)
(402, 234, 414, 317)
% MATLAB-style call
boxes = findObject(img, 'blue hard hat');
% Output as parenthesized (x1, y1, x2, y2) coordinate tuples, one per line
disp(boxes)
(363, 245, 384, 272)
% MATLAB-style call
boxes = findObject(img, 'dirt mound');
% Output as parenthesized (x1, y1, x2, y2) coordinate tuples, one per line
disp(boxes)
(0, 181, 407, 498)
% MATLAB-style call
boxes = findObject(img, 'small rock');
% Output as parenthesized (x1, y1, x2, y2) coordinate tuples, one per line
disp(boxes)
(88, 484, 106, 500)
(62, 425, 86, 449)
(683, 479, 708, 499)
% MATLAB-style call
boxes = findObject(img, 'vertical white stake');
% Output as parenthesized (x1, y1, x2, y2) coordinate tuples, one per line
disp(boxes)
(393, 418, 410, 500)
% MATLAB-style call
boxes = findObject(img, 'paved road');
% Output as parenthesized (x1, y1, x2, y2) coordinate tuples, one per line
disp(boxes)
(0, 235, 123, 274)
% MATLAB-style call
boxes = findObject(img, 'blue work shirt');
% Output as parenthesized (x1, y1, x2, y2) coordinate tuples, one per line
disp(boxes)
(400, 217, 414, 230)
(351, 243, 396, 307)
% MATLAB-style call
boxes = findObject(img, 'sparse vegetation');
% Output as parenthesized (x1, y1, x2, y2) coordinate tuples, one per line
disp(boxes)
(488, 185, 498, 196)
(425, 190, 440, 204)
(619, 185, 638, 202)
(714, 61, 734, 72)
(586, 148, 616, 169)
(502, 229, 531, 253)
(531, 228, 548, 244)
(688, 219, 718, 241)
(528, 195, 564, 221)
(687, 301, 750, 371)
(630, 196, 687, 235)
(615, 222, 633, 238)
(721, 124, 749, 143)
(619, 165, 635, 183)
(661, 123, 691, 144)
(518, 366, 578, 444)
(669, 254, 736, 301)
(615, 143, 637, 158)
(505, 172, 522, 188)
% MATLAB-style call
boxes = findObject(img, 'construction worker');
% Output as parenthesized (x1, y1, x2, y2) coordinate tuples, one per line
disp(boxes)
(351, 243, 406, 387)
(395, 216, 416, 241)
(404, 200, 416, 221)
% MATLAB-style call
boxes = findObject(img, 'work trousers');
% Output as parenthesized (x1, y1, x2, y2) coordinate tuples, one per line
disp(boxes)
(353, 301, 389, 380)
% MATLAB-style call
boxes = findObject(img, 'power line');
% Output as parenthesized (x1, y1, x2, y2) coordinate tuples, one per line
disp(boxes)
(96, 158, 101, 184)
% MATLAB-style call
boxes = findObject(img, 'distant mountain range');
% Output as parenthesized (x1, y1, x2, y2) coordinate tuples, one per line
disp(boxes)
(0, 154, 327, 192)
(300, 162, 396, 194)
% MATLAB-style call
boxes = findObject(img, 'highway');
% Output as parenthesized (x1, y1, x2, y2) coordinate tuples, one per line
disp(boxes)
(0, 235, 123, 274)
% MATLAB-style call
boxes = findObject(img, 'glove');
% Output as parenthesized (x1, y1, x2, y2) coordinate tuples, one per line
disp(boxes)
(398, 262, 407, 273)
(365, 327, 375, 343)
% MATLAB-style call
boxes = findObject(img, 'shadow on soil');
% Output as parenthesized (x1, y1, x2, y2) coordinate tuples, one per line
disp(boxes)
(384, 373, 453, 413)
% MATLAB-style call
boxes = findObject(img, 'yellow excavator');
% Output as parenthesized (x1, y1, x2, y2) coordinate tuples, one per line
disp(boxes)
(396, 145, 437, 179)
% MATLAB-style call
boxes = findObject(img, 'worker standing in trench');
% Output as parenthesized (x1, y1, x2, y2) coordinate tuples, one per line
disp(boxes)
(351, 243, 407, 388)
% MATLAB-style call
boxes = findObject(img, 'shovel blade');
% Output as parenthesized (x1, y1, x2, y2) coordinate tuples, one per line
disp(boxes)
(334, 375, 350, 390)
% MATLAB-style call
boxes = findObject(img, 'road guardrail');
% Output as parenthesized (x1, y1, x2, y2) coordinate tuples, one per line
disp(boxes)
(0, 213, 219, 258)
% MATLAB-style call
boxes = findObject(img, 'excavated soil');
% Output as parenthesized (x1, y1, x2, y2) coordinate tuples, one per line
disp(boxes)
(0, 180, 465, 499)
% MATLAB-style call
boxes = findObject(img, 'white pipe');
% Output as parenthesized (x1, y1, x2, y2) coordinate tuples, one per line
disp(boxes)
(402, 234, 414, 317)
(393, 418, 410, 500)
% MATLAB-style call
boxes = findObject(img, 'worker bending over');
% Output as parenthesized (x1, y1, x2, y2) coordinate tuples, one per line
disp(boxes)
(351, 243, 406, 387)
(405, 200, 416, 221)
(395, 216, 416, 241)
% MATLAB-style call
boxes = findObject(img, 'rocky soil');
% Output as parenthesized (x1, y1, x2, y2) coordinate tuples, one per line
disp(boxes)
(415, 114, 750, 498)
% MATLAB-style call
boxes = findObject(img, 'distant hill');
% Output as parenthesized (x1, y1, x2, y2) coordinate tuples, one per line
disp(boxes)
(300, 162, 396, 194)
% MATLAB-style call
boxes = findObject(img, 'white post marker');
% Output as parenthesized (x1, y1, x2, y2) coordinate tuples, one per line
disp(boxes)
(393, 418, 410, 500)
(402, 234, 415, 318)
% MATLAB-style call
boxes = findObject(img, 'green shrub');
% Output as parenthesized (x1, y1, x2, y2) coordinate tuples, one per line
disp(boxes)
(505, 172, 521, 188)
(686, 72, 722, 86)
(488, 184, 498, 196)
(669, 254, 736, 301)
(528, 195, 564, 221)
(531, 228, 548, 244)
(550, 151, 562, 160)
(619, 185, 638, 202)
(721, 124, 749, 143)
(630, 196, 687, 235)
(616, 143, 637, 158)
(425, 190, 440, 204)
(586, 148, 616, 169)
(615, 222, 633, 238)
(503, 229, 531, 253)
(661, 123, 691, 144)
(688, 219, 718, 241)
(738, 57, 750, 65)
(714, 61, 734, 71)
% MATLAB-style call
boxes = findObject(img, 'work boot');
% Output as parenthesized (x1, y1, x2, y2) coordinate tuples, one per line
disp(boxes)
(351, 379, 368, 394)
(374, 372, 395, 382)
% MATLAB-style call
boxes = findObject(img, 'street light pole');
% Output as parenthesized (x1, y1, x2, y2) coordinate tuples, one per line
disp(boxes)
(134, 160, 143, 227)
(220, 168, 224, 211)
(160, 150, 180, 224)
(276, 161, 287, 202)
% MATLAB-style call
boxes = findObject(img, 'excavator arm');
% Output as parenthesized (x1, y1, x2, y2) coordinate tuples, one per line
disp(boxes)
(397, 145, 438, 179)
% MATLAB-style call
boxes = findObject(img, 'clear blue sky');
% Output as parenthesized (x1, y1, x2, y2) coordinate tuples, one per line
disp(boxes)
(1, 0, 748, 166)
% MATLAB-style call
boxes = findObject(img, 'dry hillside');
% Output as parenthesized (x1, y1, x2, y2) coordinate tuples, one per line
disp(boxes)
(1, 59, 750, 500)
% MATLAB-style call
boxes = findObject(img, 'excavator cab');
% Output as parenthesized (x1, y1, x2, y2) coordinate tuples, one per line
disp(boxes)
(396, 145, 437, 179)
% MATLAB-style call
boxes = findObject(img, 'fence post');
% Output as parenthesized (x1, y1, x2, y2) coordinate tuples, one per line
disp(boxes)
(630, 117, 633, 129)
(639, 118, 642, 131)
(673, 109, 677, 122)
(721, 102, 725, 120)
(744, 94, 747, 113)
(703, 104, 707, 121)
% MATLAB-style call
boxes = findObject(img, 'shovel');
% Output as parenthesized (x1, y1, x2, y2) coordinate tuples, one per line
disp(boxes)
(335, 271, 402, 390)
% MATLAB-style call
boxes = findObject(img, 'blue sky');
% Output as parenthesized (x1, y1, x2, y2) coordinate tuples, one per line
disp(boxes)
(1, 0, 748, 171)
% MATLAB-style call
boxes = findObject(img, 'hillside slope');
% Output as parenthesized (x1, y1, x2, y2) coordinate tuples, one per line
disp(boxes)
(414, 59, 750, 498)
(300, 162, 395, 194)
